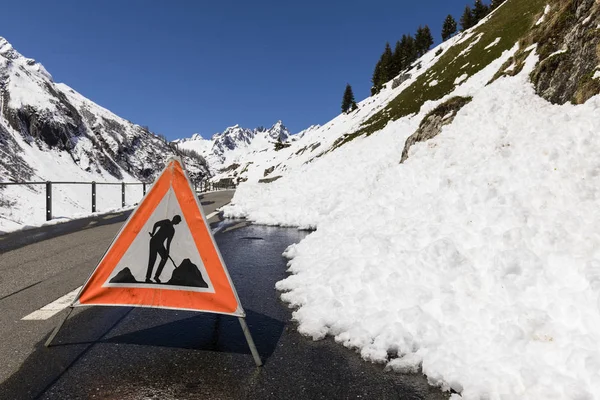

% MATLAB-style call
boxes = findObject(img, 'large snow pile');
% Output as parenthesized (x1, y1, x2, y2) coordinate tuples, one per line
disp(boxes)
(225, 48, 600, 399)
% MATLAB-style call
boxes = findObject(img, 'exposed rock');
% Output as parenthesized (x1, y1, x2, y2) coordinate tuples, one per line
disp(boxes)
(0, 122, 34, 182)
(258, 175, 282, 184)
(263, 166, 275, 177)
(530, 0, 600, 104)
(392, 74, 412, 89)
(400, 96, 472, 164)
(274, 140, 291, 151)
(219, 163, 240, 173)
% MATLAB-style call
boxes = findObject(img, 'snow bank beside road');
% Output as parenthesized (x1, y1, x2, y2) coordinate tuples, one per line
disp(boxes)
(225, 65, 600, 397)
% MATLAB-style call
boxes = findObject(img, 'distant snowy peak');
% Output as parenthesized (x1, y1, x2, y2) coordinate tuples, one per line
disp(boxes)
(171, 132, 205, 145)
(212, 124, 255, 153)
(175, 120, 292, 169)
(265, 120, 290, 142)
(211, 120, 290, 144)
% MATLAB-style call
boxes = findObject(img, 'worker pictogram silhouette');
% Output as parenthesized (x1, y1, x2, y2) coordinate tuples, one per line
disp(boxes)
(146, 215, 182, 283)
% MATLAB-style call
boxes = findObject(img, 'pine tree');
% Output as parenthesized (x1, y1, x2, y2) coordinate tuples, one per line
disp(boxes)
(415, 25, 434, 57)
(460, 5, 475, 31)
(473, 0, 489, 22)
(392, 40, 403, 76)
(381, 42, 394, 83)
(398, 35, 409, 70)
(415, 26, 424, 56)
(441, 15, 457, 41)
(371, 59, 382, 95)
(341, 84, 357, 113)
(402, 34, 418, 68)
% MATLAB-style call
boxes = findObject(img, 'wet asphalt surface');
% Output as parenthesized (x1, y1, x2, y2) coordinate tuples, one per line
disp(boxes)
(0, 191, 449, 400)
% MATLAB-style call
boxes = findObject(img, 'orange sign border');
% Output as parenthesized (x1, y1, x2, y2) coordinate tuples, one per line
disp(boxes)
(74, 158, 243, 316)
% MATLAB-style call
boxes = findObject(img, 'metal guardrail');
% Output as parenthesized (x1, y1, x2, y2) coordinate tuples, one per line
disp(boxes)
(0, 180, 235, 222)
(198, 181, 236, 193)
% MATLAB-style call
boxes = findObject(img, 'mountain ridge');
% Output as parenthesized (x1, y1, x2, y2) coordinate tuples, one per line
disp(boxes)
(174, 120, 292, 175)
(0, 36, 210, 230)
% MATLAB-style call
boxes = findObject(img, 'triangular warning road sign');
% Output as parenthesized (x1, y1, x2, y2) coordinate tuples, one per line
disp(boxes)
(73, 158, 244, 317)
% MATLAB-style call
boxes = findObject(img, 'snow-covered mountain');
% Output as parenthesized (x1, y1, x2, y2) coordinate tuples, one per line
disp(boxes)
(175, 120, 292, 180)
(0, 36, 209, 231)
(225, 0, 600, 398)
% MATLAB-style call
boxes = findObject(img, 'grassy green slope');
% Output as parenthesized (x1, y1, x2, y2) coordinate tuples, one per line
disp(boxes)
(335, 0, 547, 148)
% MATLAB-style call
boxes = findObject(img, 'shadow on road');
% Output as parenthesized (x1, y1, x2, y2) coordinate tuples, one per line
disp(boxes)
(0, 210, 132, 253)
(0, 306, 283, 400)
(0, 307, 132, 400)
(99, 309, 283, 360)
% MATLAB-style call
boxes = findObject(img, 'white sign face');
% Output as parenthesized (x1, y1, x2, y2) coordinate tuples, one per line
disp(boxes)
(104, 187, 215, 293)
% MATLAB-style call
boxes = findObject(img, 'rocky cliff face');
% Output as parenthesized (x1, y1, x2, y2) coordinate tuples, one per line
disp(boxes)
(0, 37, 209, 184)
(495, 0, 600, 105)
(530, 0, 600, 105)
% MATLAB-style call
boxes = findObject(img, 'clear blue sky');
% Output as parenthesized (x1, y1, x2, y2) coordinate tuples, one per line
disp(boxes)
(1, 0, 471, 139)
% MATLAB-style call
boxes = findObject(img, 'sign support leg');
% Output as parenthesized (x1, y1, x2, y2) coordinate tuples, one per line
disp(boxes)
(238, 317, 262, 367)
(45, 306, 74, 347)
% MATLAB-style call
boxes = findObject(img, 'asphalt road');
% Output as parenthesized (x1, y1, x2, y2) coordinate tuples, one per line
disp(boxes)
(0, 189, 448, 400)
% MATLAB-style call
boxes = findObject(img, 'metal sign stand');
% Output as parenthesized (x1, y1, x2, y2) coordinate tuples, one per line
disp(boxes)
(239, 317, 263, 367)
(45, 306, 74, 347)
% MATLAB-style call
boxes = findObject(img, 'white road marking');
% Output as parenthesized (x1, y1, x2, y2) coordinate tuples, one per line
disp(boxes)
(204, 202, 230, 221)
(22, 286, 81, 320)
(206, 211, 219, 220)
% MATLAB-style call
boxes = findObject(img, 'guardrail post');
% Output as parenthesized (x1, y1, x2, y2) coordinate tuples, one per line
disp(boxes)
(121, 182, 126, 207)
(143, 182, 147, 196)
(91, 181, 96, 213)
(45, 181, 52, 221)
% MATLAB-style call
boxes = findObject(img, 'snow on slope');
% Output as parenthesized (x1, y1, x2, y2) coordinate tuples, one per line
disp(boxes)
(209, 36, 461, 185)
(228, 51, 600, 400)
(0, 37, 209, 232)
(173, 133, 213, 155)
(224, 3, 600, 399)
(175, 27, 465, 186)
